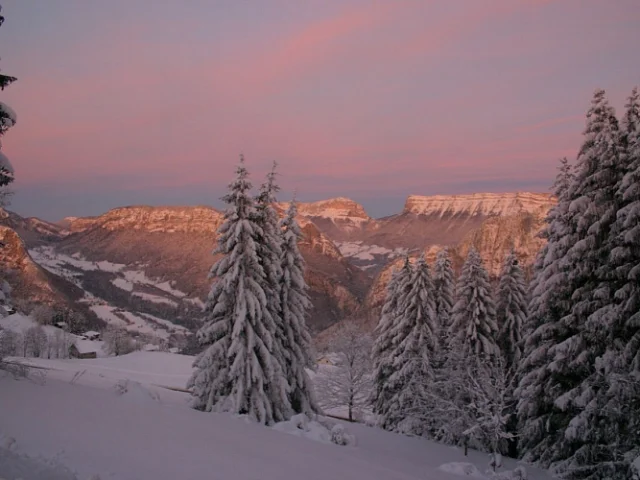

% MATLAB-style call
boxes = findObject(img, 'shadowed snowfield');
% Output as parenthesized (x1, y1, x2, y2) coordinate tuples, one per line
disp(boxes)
(0, 352, 553, 480)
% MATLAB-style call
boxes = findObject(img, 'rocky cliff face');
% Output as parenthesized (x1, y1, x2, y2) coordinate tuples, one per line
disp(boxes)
(362, 210, 551, 328)
(0, 226, 83, 307)
(402, 192, 556, 218)
(293, 193, 555, 275)
(278, 197, 373, 242)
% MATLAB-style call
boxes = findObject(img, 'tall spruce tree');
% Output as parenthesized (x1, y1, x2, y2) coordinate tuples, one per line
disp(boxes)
(370, 265, 401, 421)
(611, 86, 640, 366)
(388, 255, 438, 435)
(278, 199, 317, 414)
(434, 248, 455, 350)
(517, 157, 577, 465)
(518, 90, 627, 477)
(189, 157, 290, 424)
(371, 256, 413, 430)
(0, 4, 17, 193)
(549, 90, 624, 478)
(569, 87, 640, 479)
(449, 248, 498, 360)
(496, 250, 527, 370)
(253, 163, 287, 396)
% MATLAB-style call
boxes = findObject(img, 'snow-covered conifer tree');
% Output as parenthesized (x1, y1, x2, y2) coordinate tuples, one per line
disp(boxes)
(560, 87, 640, 480)
(370, 257, 412, 424)
(370, 259, 410, 424)
(549, 90, 625, 477)
(611, 86, 640, 369)
(496, 250, 527, 370)
(0, 5, 16, 193)
(278, 199, 317, 414)
(610, 92, 640, 471)
(252, 163, 289, 401)
(518, 90, 628, 476)
(388, 255, 438, 435)
(253, 162, 283, 333)
(434, 248, 455, 349)
(449, 248, 498, 361)
(189, 157, 290, 424)
(516, 157, 577, 464)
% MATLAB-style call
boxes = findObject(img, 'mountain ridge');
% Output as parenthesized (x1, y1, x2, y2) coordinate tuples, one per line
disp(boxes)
(2, 190, 557, 337)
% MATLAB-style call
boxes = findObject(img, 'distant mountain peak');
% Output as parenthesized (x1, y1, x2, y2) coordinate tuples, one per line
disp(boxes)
(279, 197, 371, 224)
(66, 205, 224, 234)
(403, 192, 556, 217)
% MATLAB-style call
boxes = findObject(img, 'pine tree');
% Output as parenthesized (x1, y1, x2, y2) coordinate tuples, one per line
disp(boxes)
(278, 199, 317, 415)
(188, 157, 290, 424)
(252, 162, 289, 408)
(387, 255, 438, 435)
(611, 86, 640, 367)
(370, 256, 412, 430)
(573, 87, 640, 479)
(434, 248, 455, 349)
(496, 250, 527, 370)
(0, 5, 17, 193)
(549, 90, 624, 477)
(518, 90, 628, 477)
(370, 265, 401, 420)
(449, 248, 498, 361)
(517, 157, 576, 464)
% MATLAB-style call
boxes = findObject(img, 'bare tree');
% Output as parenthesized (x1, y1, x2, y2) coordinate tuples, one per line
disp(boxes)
(24, 325, 48, 358)
(314, 321, 373, 422)
(420, 356, 516, 456)
(66, 310, 87, 333)
(31, 304, 55, 325)
(54, 328, 72, 358)
(103, 326, 135, 356)
(0, 326, 17, 359)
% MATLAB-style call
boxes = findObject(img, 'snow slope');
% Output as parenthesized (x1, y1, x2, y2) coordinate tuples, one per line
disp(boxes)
(0, 352, 553, 480)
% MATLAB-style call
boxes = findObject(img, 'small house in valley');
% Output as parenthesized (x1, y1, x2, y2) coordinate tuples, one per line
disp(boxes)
(69, 340, 98, 359)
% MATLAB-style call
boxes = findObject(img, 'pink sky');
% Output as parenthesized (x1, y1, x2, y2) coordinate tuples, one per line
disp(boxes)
(1, 0, 639, 220)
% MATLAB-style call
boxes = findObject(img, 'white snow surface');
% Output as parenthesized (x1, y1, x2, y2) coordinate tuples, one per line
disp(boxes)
(132, 291, 178, 307)
(438, 462, 485, 478)
(0, 313, 69, 340)
(335, 241, 407, 268)
(111, 277, 134, 292)
(0, 352, 552, 480)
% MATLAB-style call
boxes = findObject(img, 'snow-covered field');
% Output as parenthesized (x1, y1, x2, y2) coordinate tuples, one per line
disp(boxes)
(28, 247, 195, 340)
(336, 241, 407, 271)
(0, 352, 552, 480)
